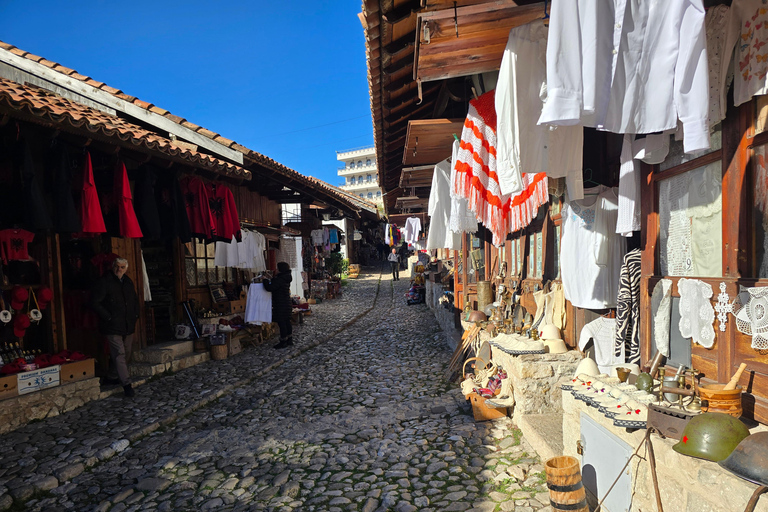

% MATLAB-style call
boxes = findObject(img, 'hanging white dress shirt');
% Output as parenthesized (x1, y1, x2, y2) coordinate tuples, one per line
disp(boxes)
(448, 140, 479, 235)
(427, 158, 462, 251)
(495, 20, 584, 199)
(539, 0, 710, 154)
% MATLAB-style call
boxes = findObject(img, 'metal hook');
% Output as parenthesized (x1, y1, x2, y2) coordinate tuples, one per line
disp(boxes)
(454, 2, 459, 37)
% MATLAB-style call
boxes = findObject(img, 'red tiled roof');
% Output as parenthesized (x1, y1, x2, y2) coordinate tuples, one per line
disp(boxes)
(0, 77, 251, 179)
(0, 40, 371, 214)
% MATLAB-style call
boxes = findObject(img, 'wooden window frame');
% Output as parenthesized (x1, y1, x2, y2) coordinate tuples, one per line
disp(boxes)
(183, 238, 234, 288)
(640, 101, 768, 423)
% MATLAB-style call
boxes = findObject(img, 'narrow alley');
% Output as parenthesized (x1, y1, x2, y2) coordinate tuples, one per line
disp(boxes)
(0, 267, 549, 512)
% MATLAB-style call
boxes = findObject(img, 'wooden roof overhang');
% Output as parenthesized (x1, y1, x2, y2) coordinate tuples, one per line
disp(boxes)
(363, 0, 545, 216)
(403, 118, 464, 165)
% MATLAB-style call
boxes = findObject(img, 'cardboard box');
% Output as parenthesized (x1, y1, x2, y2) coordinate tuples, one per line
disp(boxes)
(0, 373, 18, 400)
(18, 365, 60, 395)
(61, 359, 95, 384)
(213, 299, 246, 315)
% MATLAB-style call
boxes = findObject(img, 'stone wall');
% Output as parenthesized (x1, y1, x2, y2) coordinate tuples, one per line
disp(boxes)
(0, 378, 101, 435)
(425, 280, 461, 351)
(562, 392, 768, 512)
(494, 351, 581, 420)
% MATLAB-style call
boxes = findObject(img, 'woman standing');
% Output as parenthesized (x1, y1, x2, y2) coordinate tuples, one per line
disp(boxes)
(264, 261, 293, 349)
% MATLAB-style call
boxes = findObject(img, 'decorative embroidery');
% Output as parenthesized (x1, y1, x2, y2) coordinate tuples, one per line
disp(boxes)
(715, 282, 732, 332)
(569, 203, 595, 231)
(732, 285, 768, 350)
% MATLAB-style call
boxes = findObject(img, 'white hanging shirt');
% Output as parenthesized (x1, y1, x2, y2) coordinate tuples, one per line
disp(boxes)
(448, 140, 479, 235)
(245, 282, 272, 325)
(427, 158, 462, 251)
(561, 186, 627, 309)
(539, 0, 710, 154)
(404, 217, 422, 244)
(722, 0, 768, 110)
(214, 236, 239, 268)
(495, 20, 584, 198)
(310, 229, 324, 246)
(616, 134, 641, 236)
(578, 317, 620, 372)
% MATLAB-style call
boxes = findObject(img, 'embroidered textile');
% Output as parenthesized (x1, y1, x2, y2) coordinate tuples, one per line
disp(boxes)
(722, 0, 768, 109)
(651, 279, 673, 357)
(404, 217, 421, 244)
(0, 229, 34, 263)
(707, 4, 731, 127)
(716, 282, 732, 332)
(678, 278, 716, 348)
(79, 151, 106, 234)
(205, 182, 240, 242)
(453, 90, 548, 246)
(180, 176, 215, 240)
(427, 158, 462, 250)
(732, 285, 768, 350)
(615, 249, 642, 365)
(245, 282, 272, 325)
(114, 161, 143, 239)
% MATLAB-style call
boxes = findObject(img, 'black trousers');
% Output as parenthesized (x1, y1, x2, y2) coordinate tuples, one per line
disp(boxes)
(390, 261, 399, 280)
(276, 318, 292, 341)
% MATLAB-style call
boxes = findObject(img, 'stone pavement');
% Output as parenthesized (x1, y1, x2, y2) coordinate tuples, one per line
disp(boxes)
(0, 265, 551, 512)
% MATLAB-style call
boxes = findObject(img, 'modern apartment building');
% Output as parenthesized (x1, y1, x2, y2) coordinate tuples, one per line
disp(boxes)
(337, 146, 383, 204)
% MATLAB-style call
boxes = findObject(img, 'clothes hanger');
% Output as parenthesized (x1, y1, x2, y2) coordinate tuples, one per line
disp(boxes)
(542, 0, 550, 26)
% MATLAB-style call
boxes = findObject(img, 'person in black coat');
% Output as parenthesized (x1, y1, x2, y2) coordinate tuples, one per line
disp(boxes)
(90, 257, 139, 397)
(263, 261, 293, 349)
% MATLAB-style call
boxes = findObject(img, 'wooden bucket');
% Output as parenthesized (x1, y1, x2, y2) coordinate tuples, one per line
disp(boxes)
(545, 456, 588, 512)
(193, 339, 207, 352)
(700, 384, 743, 418)
(210, 344, 228, 361)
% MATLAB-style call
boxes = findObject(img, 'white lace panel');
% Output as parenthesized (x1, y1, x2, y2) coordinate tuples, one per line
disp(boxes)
(678, 278, 716, 349)
(659, 161, 722, 277)
(732, 286, 768, 350)
(706, 4, 730, 128)
(651, 279, 673, 357)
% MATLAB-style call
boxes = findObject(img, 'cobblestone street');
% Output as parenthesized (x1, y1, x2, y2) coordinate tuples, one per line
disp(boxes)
(0, 265, 550, 512)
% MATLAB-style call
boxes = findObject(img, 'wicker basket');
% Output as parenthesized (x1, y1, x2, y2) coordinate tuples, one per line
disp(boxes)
(210, 344, 228, 361)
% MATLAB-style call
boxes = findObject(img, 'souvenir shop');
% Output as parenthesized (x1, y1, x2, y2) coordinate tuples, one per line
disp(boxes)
(364, 0, 768, 510)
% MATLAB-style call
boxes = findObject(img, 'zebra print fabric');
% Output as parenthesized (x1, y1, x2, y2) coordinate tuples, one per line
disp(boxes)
(615, 249, 641, 364)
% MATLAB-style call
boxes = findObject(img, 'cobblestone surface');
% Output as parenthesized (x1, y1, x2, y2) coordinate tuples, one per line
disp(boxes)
(0, 264, 550, 512)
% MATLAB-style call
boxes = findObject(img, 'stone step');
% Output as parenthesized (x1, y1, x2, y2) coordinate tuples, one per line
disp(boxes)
(516, 412, 564, 462)
(129, 350, 209, 378)
(131, 340, 194, 365)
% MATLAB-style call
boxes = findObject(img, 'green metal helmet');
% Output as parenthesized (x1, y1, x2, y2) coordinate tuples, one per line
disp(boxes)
(635, 372, 653, 392)
(719, 432, 768, 486)
(673, 413, 750, 462)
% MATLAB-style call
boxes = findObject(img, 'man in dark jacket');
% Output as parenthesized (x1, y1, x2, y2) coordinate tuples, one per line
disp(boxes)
(90, 257, 139, 397)
(264, 261, 293, 349)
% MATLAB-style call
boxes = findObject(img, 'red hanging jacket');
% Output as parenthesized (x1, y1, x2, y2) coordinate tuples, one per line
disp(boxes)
(205, 182, 240, 242)
(180, 176, 215, 240)
(114, 161, 143, 238)
(80, 151, 106, 234)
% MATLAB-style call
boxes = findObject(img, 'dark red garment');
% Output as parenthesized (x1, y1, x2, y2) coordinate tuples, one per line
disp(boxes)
(180, 176, 215, 239)
(205, 182, 240, 242)
(0, 228, 34, 263)
(114, 161, 143, 238)
(79, 151, 106, 234)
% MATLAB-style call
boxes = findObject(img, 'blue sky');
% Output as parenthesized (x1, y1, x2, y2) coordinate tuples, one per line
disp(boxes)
(0, 1, 374, 186)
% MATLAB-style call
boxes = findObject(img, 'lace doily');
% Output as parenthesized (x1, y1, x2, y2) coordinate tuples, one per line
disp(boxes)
(732, 286, 768, 350)
(678, 278, 715, 349)
(715, 282, 731, 332)
(651, 279, 673, 357)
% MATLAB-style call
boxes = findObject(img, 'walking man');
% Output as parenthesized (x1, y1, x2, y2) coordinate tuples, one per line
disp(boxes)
(90, 257, 139, 397)
(388, 247, 400, 281)
(264, 261, 293, 349)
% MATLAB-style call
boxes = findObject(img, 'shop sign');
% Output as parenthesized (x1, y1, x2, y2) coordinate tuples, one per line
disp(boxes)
(18, 365, 60, 395)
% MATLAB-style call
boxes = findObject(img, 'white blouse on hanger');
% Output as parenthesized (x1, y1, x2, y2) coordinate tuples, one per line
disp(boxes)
(245, 282, 272, 325)
(561, 186, 626, 309)
(427, 158, 462, 251)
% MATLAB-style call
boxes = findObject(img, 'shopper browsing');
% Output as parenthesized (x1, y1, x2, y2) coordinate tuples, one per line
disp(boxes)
(264, 261, 293, 349)
(388, 248, 400, 281)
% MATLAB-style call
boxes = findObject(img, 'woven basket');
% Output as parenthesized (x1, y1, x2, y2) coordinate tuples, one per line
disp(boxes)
(210, 344, 228, 361)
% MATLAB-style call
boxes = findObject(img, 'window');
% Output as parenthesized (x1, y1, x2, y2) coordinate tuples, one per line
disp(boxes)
(367, 192, 373, 199)
(366, 159, 371, 165)
(366, 174, 372, 182)
(348, 162, 354, 169)
(184, 239, 233, 287)
(281, 203, 301, 224)
(376, 191, 381, 197)
(357, 161, 363, 168)
(360, 193, 364, 198)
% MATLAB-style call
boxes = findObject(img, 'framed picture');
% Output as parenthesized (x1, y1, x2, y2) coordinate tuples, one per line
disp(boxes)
(209, 283, 228, 303)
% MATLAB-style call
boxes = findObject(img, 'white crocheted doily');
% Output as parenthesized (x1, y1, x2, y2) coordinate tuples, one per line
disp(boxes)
(732, 286, 768, 350)
(678, 278, 715, 349)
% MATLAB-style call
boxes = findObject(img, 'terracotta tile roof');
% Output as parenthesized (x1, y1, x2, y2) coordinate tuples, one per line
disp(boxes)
(0, 40, 370, 214)
(0, 77, 251, 179)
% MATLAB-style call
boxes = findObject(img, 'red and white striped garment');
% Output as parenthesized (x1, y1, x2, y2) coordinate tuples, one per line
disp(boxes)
(453, 90, 548, 246)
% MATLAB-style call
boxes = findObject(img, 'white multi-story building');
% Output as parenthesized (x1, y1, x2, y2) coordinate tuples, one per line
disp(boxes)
(337, 146, 383, 204)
